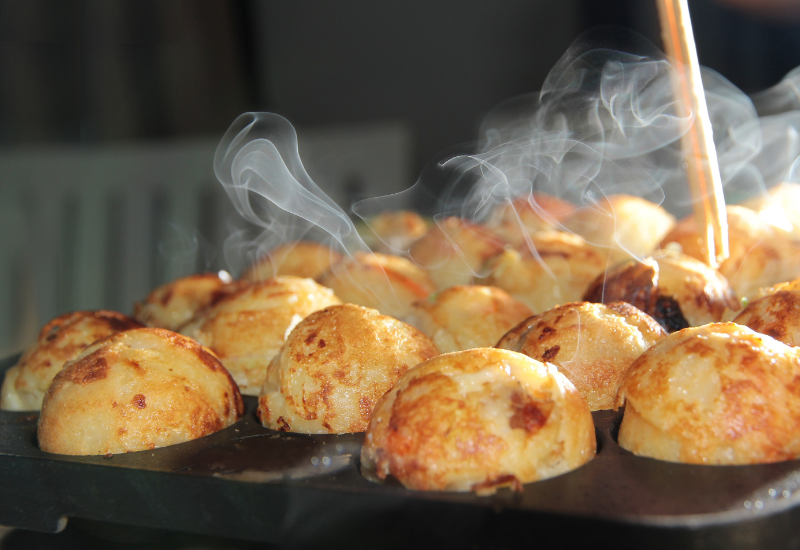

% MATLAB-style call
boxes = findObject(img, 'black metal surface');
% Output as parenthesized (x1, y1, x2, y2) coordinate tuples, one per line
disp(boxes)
(2, 353, 800, 549)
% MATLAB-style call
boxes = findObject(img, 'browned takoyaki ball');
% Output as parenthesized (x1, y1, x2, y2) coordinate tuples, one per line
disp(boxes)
(361, 210, 430, 254)
(38, 328, 244, 456)
(406, 285, 532, 353)
(317, 251, 435, 320)
(257, 304, 438, 434)
(409, 217, 507, 290)
(496, 301, 667, 410)
(660, 205, 800, 301)
(481, 231, 606, 314)
(1, 310, 143, 411)
(361, 348, 595, 493)
(134, 272, 237, 331)
(486, 194, 577, 247)
(616, 323, 800, 464)
(240, 241, 343, 282)
(741, 182, 800, 239)
(734, 279, 800, 347)
(583, 251, 740, 332)
(180, 276, 341, 395)
(560, 194, 675, 265)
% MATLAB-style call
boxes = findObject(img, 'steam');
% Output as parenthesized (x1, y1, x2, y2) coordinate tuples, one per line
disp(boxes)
(214, 113, 370, 269)
(215, 29, 800, 284)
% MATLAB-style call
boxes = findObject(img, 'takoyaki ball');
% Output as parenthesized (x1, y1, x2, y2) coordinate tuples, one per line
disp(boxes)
(561, 194, 676, 265)
(180, 277, 341, 395)
(660, 205, 800, 301)
(583, 252, 740, 332)
(361, 210, 429, 254)
(1, 310, 143, 411)
(409, 217, 507, 290)
(133, 272, 236, 331)
(406, 285, 532, 353)
(240, 241, 343, 282)
(496, 302, 666, 410)
(616, 323, 800, 465)
(38, 328, 244, 456)
(481, 232, 606, 314)
(257, 304, 438, 434)
(742, 182, 800, 239)
(734, 281, 800, 347)
(317, 251, 435, 320)
(361, 348, 595, 493)
(487, 194, 577, 247)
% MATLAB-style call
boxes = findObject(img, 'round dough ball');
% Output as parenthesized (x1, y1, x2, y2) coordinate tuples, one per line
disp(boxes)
(241, 241, 343, 282)
(734, 281, 800, 347)
(561, 194, 675, 265)
(180, 276, 341, 395)
(133, 271, 236, 331)
(496, 301, 666, 410)
(406, 285, 532, 353)
(660, 205, 800, 301)
(486, 194, 577, 247)
(1, 310, 143, 411)
(409, 217, 507, 290)
(481, 232, 606, 314)
(360, 210, 429, 254)
(741, 182, 800, 239)
(582, 252, 740, 331)
(38, 328, 244, 456)
(616, 323, 800, 464)
(258, 303, 438, 434)
(317, 251, 435, 320)
(361, 348, 595, 493)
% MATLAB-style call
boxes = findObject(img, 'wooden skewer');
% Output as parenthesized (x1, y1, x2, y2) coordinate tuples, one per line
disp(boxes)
(656, 0, 729, 267)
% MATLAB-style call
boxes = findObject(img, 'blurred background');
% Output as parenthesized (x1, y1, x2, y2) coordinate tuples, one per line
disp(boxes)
(1, 0, 800, 357)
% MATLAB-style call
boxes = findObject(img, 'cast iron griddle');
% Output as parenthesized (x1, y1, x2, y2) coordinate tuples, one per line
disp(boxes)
(1, 353, 800, 549)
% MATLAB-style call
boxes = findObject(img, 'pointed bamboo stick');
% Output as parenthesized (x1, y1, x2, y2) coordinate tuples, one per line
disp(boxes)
(657, 0, 729, 267)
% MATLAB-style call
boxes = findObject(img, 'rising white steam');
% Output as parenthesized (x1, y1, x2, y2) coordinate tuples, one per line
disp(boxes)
(215, 30, 800, 278)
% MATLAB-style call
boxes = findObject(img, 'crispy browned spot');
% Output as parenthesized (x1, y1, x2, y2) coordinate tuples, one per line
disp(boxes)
(542, 346, 560, 362)
(318, 339, 326, 348)
(276, 416, 291, 431)
(305, 330, 319, 345)
(132, 394, 146, 409)
(65, 355, 109, 384)
(509, 392, 551, 433)
(159, 287, 174, 306)
(584, 260, 658, 313)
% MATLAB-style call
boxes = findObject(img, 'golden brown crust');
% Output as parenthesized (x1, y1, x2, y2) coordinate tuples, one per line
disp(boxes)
(560, 194, 675, 264)
(133, 272, 237, 331)
(0, 310, 143, 411)
(734, 288, 800, 347)
(240, 241, 343, 282)
(481, 232, 606, 314)
(317, 251, 435, 320)
(179, 276, 341, 395)
(496, 301, 666, 410)
(37, 327, 244, 456)
(406, 285, 532, 353)
(361, 348, 595, 492)
(257, 303, 438, 434)
(409, 217, 507, 290)
(616, 323, 800, 464)
(660, 205, 800, 301)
